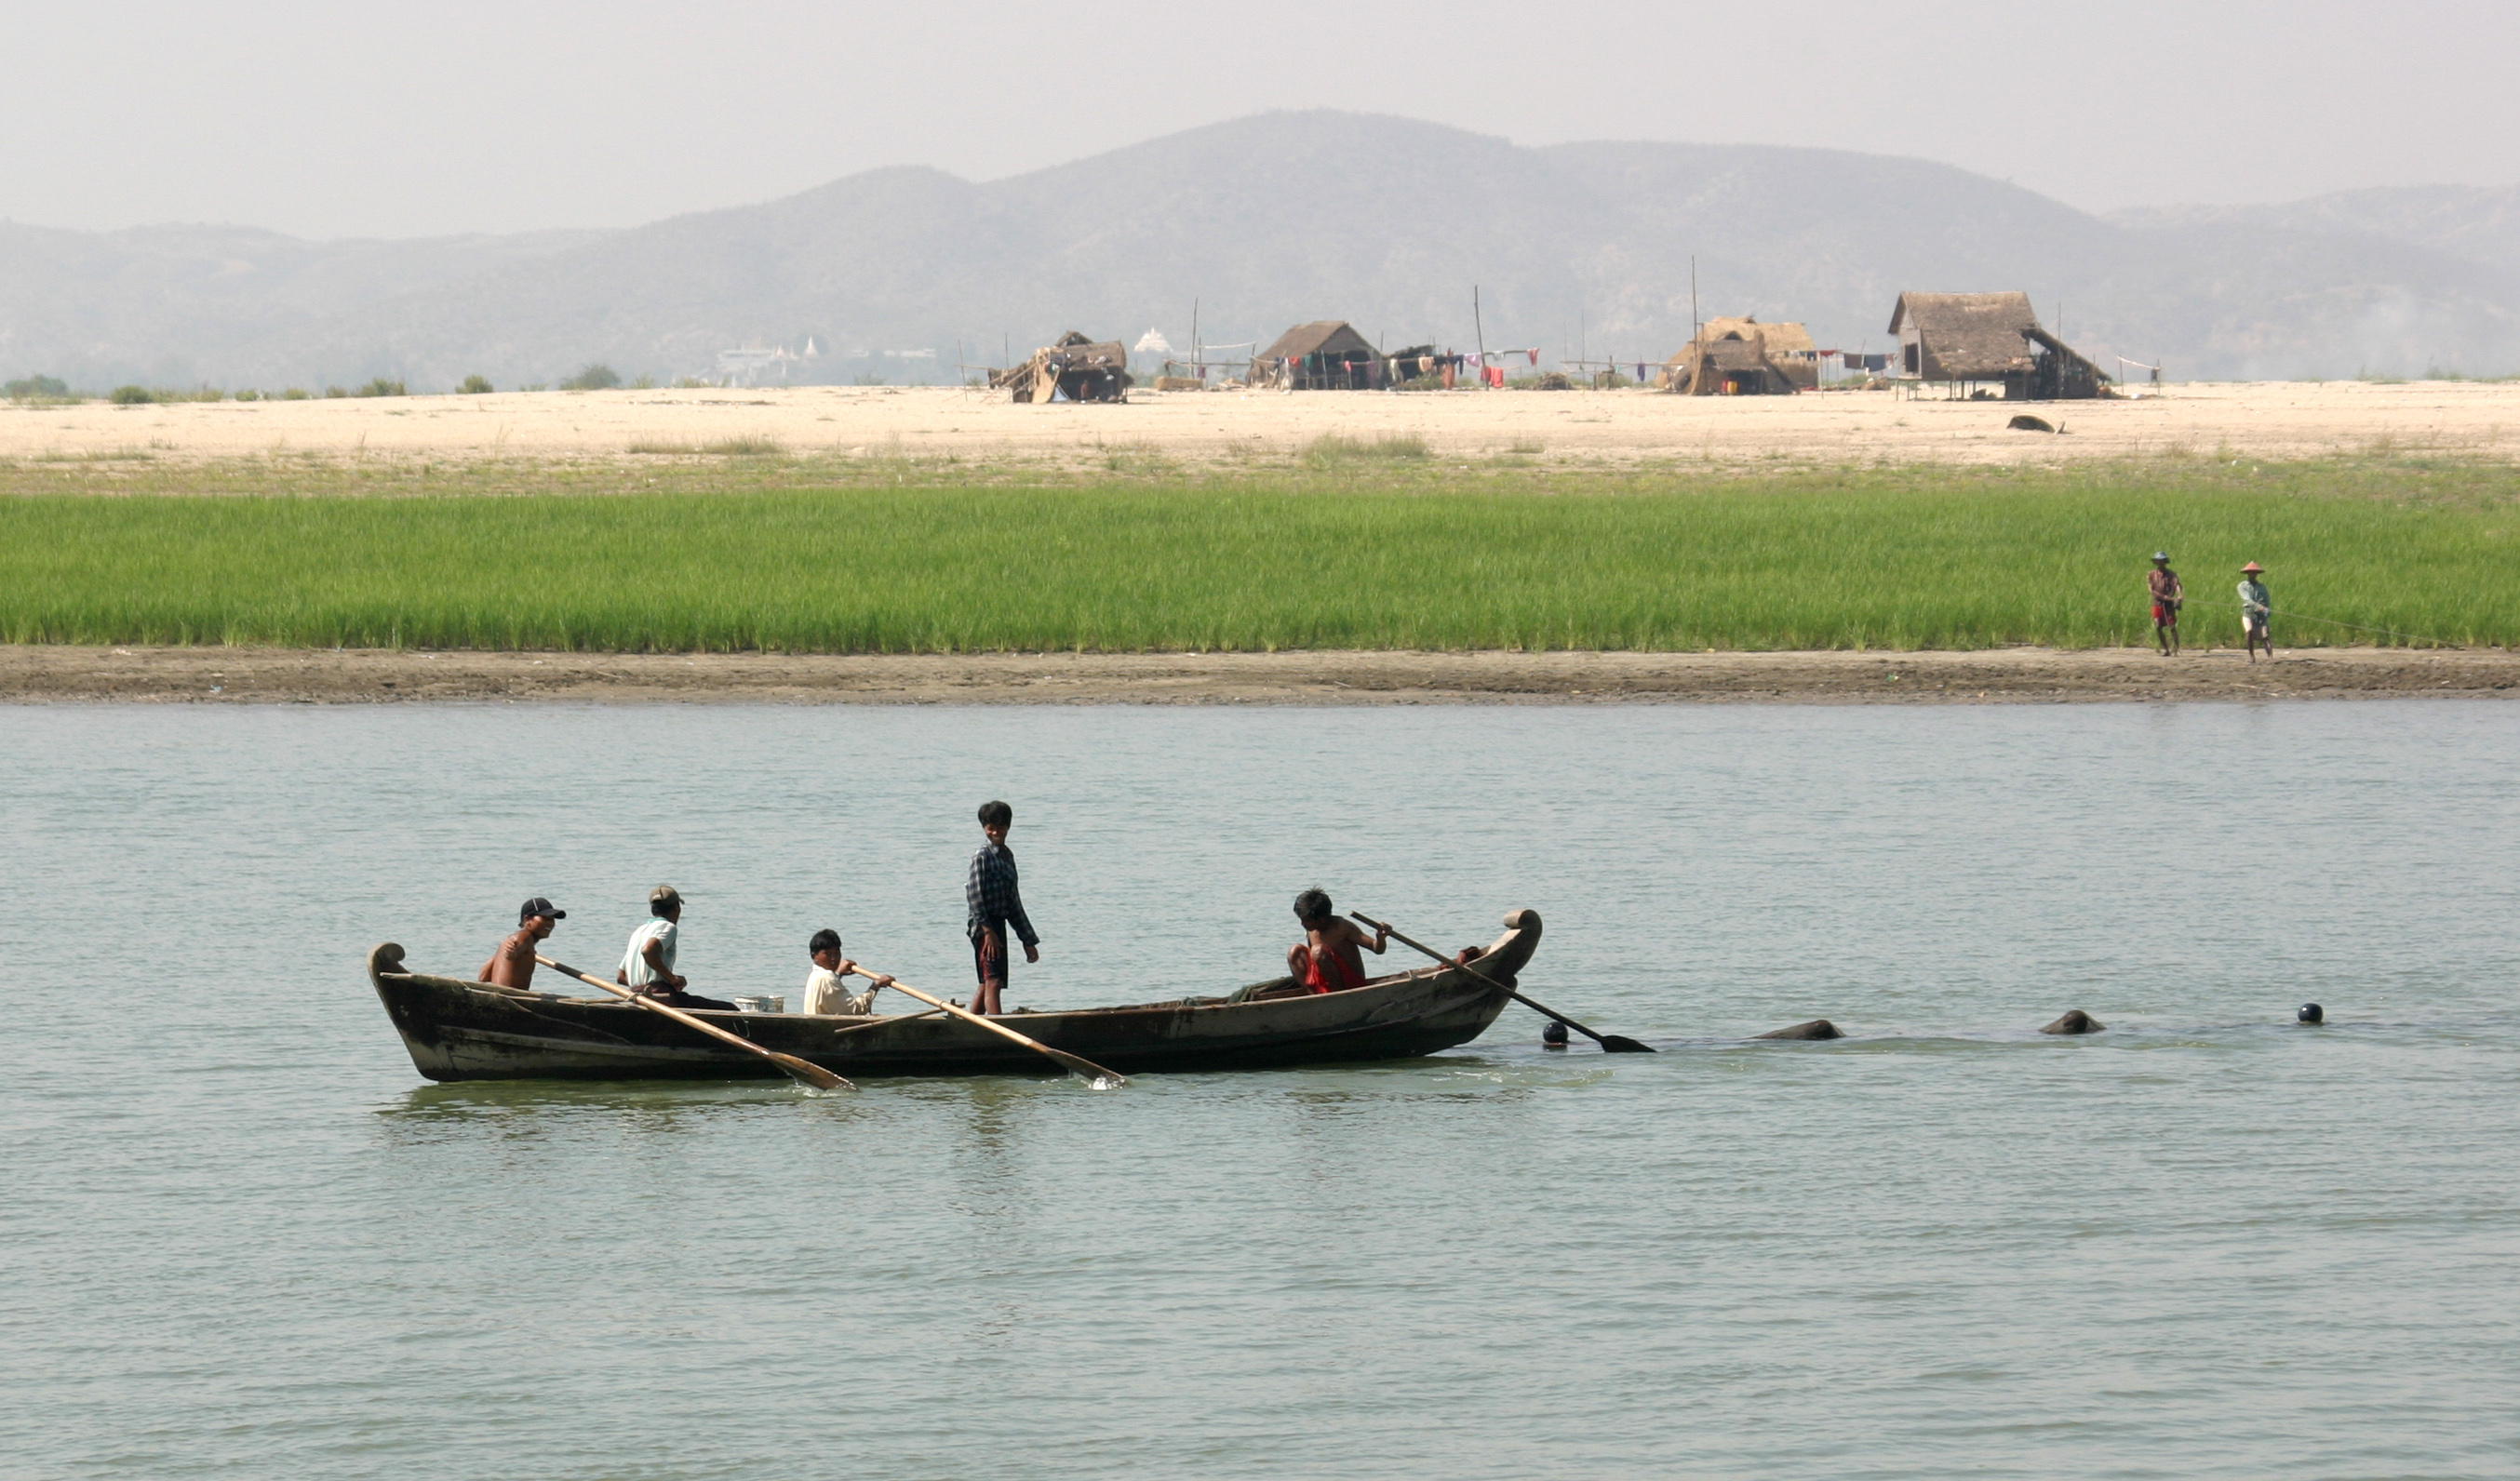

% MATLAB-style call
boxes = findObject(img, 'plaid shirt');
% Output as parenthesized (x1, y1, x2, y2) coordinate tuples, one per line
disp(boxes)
(966, 842, 1039, 948)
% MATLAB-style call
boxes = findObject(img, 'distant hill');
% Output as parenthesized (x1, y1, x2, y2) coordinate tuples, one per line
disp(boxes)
(2111, 184, 2520, 276)
(5, 113, 2516, 389)
(0, 221, 605, 389)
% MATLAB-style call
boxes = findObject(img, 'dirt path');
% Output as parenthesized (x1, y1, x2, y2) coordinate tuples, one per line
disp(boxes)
(7, 645, 2513, 705)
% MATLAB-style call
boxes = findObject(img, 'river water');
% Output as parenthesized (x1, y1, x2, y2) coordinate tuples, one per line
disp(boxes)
(4, 700, 2515, 1480)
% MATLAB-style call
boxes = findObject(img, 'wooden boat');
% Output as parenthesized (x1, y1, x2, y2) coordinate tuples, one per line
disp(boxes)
(369, 909, 1541, 1083)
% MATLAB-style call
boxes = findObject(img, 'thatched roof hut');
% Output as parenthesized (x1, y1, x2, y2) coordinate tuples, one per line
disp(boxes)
(990, 331, 1132, 403)
(1887, 292, 2109, 399)
(1252, 321, 1386, 390)
(1660, 317, 1818, 395)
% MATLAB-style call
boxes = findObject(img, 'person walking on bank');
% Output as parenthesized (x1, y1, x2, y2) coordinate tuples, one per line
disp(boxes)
(965, 801, 1039, 1017)
(617, 885, 737, 1011)
(478, 896, 565, 990)
(2239, 561, 2273, 662)
(2147, 551, 2185, 656)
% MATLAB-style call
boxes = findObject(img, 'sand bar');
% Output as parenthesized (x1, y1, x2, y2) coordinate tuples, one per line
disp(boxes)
(6, 380, 2516, 474)
(7, 645, 2513, 705)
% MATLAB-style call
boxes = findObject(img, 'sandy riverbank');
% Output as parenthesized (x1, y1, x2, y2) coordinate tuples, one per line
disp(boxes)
(6, 380, 2516, 474)
(7, 645, 2513, 705)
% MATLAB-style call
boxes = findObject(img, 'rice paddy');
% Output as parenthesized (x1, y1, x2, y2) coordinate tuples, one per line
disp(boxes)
(2, 456, 2513, 653)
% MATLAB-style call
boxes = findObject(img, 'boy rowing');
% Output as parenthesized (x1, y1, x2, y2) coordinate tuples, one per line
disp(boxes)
(1286, 888, 1388, 994)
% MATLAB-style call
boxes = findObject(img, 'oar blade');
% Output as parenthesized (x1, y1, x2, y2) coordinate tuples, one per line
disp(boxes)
(1043, 1047, 1127, 1088)
(767, 1051, 853, 1091)
(1599, 1034, 1657, 1054)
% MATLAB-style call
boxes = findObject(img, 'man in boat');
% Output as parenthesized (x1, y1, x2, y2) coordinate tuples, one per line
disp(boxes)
(965, 800, 1039, 1017)
(617, 885, 737, 1011)
(2148, 551, 2184, 656)
(477, 897, 564, 991)
(803, 927, 892, 1016)
(1286, 888, 1388, 994)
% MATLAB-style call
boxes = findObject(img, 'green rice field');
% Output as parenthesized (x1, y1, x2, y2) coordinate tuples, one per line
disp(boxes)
(3, 456, 2513, 652)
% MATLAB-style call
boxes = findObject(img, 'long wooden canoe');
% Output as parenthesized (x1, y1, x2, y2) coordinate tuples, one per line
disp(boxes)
(369, 909, 1541, 1083)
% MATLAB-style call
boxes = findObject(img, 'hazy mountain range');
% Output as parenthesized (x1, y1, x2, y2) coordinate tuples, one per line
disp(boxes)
(6, 113, 2516, 389)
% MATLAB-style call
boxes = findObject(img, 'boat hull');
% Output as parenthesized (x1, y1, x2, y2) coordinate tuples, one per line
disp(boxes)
(369, 910, 1539, 1083)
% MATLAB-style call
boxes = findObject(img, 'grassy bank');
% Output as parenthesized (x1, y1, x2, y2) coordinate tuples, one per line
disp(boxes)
(3, 459, 2513, 651)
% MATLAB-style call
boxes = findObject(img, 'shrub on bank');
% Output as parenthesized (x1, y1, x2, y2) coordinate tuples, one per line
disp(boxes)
(560, 364, 621, 391)
(457, 375, 494, 394)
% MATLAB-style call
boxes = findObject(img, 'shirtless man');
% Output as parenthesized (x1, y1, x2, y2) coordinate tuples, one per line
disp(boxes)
(2147, 551, 2184, 656)
(478, 897, 564, 991)
(1286, 888, 1388, 994)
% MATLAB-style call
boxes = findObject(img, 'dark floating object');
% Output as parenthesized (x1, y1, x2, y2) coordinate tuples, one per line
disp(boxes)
(1754, 1019, 1844, 1040)
(2298, 1003, 2325, 1025)
(2040, 1009, 2106, 1035)
(1542, 1020, 1569, 1048)
(2006, 413, 2056, 433)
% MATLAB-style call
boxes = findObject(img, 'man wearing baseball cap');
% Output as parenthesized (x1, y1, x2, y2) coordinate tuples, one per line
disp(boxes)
(478, 897, 566, 991)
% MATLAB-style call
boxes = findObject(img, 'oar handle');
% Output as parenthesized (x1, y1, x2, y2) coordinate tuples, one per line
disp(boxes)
(1347, 912, 1439, 964)
(1347, 911, 1605, 1045)
(845, 967, 1126, 1087)
(535, 954, 850, 1090)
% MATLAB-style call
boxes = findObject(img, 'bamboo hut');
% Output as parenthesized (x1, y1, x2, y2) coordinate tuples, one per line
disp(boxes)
(1887, 292, 2110, 399)
(1660, 317, 1819, 394)
(990, 331, 1133, 403)
(1250, 321, 1387, 390)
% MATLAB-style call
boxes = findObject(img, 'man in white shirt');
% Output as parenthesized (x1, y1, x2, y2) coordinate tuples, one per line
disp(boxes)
(617, 885, 736, 1010)
(803, 927, 893, 1016)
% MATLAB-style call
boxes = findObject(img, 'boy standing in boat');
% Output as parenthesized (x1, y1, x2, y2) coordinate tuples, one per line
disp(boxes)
(478, 896, 564, 990)
(965, 801, 1039, 1016)
(1286, 888, 1388, 993)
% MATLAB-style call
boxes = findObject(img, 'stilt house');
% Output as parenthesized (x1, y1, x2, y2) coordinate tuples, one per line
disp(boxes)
(1887, 292, 2110, 399)
(1251, 321, 1387, 390)
(1660, 317, 1819, 394)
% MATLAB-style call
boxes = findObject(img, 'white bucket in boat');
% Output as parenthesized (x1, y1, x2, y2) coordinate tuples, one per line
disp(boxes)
(733, 995, 777, 1014)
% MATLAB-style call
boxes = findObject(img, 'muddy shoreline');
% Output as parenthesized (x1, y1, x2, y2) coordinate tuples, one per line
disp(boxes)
(6, 645, 2514, 705)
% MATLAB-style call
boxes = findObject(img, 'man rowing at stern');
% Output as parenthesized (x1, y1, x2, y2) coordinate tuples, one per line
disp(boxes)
(1286, 888, 1388, 994)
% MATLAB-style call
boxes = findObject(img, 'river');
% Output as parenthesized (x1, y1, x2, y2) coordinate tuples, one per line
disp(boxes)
(5, 700, 2515, 1479)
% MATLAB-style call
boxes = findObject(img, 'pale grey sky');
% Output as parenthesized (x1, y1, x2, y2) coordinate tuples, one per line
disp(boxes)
(5, 0, 2514, 239)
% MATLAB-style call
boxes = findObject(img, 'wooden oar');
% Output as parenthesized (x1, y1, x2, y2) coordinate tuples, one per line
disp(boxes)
(842, 966, 1126, 1087)
(535, 954, 852, 1091)
(1348, 912, 1655, 1054)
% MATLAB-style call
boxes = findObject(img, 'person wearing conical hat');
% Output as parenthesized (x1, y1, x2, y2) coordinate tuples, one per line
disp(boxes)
(2238, 562, 2272, 662)
(2147, 551, 2184, 656)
